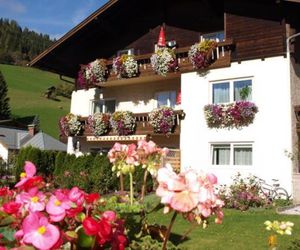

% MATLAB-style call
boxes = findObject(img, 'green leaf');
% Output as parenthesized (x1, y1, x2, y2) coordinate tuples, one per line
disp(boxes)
(77, 228, 95, 248)
(0, 226, 16, 242)
(0, 216, 15, 226)
(65, 230, 78, 240)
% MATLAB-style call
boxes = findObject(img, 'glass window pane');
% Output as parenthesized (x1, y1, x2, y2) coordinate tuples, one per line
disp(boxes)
(213, 82, 229, 104)
(169, 91, 176, 108)
(212, 144, 230, 165)
(234, 146, 252, 165)
(93, 101, 104, 113)
(105, 100, 116, 113)
(156, 91, 176, 108)
(234, 80, 252, 101)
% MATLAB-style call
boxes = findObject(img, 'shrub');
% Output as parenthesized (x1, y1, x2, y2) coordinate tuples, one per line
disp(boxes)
(56, 83, 74, 98)
(89, 154, 118, 194)
(218, 172, 271, 211)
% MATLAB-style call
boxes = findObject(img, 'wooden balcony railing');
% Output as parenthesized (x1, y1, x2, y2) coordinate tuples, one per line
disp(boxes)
(88, 39, 233, 88)
(79, 110, 185, 140)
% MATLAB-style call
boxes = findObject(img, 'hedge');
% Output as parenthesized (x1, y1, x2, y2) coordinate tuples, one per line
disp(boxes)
(14, 147, 154, 195)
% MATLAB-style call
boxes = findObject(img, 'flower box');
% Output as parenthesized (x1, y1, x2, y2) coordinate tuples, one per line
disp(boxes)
(204, 101, 258, 129)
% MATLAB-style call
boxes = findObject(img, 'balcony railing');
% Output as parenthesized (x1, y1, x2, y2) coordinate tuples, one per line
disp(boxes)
(79, 110, 185, 141)
(85, 39, 233, 88)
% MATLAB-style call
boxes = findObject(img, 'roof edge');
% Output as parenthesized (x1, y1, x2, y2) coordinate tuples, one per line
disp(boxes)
(28, 0, 119, 69)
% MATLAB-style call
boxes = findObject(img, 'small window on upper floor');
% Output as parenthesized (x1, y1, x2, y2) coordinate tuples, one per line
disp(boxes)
(155, 91, 176, 108)
(212, 79, 252, 104)
(201, 31, 224, 42)
(117, 48, 134, 56)
(91, 99, 116, 114)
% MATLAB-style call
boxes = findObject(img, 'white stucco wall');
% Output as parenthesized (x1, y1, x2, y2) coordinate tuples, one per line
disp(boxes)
(181, 56, 293, 193)
(0, 143, 8, 162)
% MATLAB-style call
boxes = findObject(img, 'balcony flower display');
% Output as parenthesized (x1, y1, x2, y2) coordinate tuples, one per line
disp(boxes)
(149, 106, 175, 135)
(204, 101, 258, 129)
(110, 111, 136, 136)
(87, 112, 111, 136)
(77, 59, 108, 88)
(188, 40, 217, 69)
(59, 113, 83, 136)
(113, 54, 138, 79)
(150, 47, 178, 76)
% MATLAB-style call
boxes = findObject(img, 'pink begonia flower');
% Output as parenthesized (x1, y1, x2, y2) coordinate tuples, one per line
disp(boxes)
(124, 143, 139, 165)
(21, 212, 60, 250)
(68, 187, 85, 206)
(16, 188, 46, 213)
(102, 210, 116, 222)
(15, 161, 36, 188)
(46, 191, 71, 222)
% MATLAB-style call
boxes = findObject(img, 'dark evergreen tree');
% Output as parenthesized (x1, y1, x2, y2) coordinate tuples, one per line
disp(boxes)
(0, 70, 11, 119)
(0, 18, 53, 65)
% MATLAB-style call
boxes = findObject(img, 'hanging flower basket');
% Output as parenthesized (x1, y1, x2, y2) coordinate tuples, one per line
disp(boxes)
(113, 55, 139, 79)
(59, 113, 83, 136)
(188, 40, 217, 69)
(110, 111, 136, 135)
(150, 48, 178, 76)
(149, 106, 176, 135)
(77, 59, 108, 88)
(87, 113, 111, 136)
(204, 101, 258, 129)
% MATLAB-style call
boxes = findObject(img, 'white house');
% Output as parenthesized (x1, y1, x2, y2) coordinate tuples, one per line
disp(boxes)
(30, 0, 300, 202)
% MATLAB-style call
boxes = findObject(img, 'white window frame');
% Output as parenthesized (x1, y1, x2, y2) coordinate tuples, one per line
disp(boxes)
(210, 77, 253, 104)
(154, 90, 177, 108)
(210, 142, 253, 167)
(90, 98, 116, 115)
(117, 48, 134, 56)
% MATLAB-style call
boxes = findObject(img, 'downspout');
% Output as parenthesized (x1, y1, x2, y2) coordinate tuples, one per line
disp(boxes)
(286, 32, 300, 194)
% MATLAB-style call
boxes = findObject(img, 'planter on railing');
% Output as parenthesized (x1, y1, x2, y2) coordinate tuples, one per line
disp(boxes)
(76, 40, 234, 89)
(204, 101, 258, 129)
(148, 106, 176, 135)
(110, 111, 136, 136)
(59, 113, 84, 136)
(87, 113, 111, 136)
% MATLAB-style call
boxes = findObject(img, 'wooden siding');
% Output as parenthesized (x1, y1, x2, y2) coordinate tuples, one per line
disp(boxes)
(225, 4, 286, 61)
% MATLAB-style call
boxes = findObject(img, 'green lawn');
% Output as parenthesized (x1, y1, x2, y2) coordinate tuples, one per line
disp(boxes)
(146, 208, 300, 249)
(0, 64, 72, 139)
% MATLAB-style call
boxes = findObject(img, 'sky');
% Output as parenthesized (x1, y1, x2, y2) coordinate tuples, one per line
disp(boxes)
(0, 0, 108, 40)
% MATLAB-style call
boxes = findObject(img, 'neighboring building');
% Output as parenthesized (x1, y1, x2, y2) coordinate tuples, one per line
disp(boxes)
(0, 122, 67, 162)
(30, 0, 300, 201)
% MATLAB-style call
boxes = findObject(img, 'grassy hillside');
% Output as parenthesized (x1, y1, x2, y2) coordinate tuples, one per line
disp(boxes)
(0, 64, 72, 139)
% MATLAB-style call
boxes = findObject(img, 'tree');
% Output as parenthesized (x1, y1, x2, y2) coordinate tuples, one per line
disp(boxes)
(0, 70, 11, 119)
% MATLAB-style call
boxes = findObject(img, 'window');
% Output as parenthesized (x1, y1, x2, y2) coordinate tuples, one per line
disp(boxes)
(155, 91, 176, 108)
(212, 144, 230, 165)
(212, 79, 252, 104)
(91, 99, 116, 114)
(201, 31, 224, 42)
(234, 80, 252, 101)
(117, 48, 134, 56)
(213, 82, 229, 104)
(211, 143, 253, 166)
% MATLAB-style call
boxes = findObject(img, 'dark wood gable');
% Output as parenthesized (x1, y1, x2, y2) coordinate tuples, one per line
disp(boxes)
(29, 0, 223, 77)
(30, 0, 300, 77)
(225, 0, 286, 61)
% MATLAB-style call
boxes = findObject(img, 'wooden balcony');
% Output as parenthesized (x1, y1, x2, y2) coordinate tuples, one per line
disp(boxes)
(78, 110, 185, 141)
(83, 39, 233, 88)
